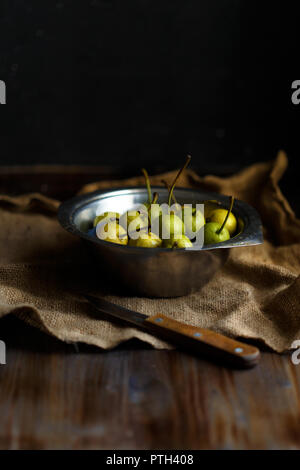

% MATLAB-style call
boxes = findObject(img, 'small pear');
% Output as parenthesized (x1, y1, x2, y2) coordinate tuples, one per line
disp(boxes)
(96, 221, 128, 245)
(164, 235, 193, 249)
(204, 196, 234, 245)
(209, 208, 237, 236)
(204, 222, 230, 245)
(120, 210, 148, 232)
(129, 231, 162, 248)
(174, 236, 193, 248)
(93, 211, 120, 227)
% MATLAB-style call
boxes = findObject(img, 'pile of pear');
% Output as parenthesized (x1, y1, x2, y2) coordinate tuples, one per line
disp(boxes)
(93, 156, 238, 249)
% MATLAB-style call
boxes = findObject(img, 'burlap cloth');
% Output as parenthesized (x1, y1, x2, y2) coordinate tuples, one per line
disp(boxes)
(1, 151, 299, 353)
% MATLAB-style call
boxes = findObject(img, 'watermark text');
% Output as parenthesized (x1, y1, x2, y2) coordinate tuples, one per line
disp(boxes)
(0, 80, 6, 104)
(291, 80, 300, 105)
(0, 340, 6, 365)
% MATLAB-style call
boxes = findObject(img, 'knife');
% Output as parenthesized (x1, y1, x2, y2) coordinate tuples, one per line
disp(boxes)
(84, 294, 260, 368)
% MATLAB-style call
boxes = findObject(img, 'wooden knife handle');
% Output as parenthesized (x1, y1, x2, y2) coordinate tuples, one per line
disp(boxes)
(144, 314, 260, 368)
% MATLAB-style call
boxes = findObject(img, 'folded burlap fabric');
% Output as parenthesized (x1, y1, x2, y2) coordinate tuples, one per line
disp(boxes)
(0, 151, 299, 352)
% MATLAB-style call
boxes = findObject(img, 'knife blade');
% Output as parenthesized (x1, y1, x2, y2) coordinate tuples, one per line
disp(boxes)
(84, 294, 260, 368)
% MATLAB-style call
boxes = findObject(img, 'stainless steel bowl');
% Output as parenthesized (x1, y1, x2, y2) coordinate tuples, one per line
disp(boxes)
(58, 187, 263, 298)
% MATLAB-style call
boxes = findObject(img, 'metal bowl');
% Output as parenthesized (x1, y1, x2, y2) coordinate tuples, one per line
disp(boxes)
(58, 187, 263, 298)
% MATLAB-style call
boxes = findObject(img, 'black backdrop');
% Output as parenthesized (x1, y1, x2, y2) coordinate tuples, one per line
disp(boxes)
(0, 1, 299, 176)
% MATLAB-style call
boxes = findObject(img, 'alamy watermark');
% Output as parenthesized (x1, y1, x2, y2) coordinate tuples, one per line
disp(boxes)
(0, 340, 6, 365)
(0, 80, 6, 104)
(291, 340, 300, 365)
(96, 203, 205, 250)
(291, 80, 300, 105)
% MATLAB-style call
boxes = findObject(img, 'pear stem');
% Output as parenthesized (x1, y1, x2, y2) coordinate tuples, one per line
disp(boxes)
(152, 192, 158, 204)
(161, 179, 178, 204)
(142, 168, 152, 204)
(217, 196, 234, 234)
(168, 155, 191, 206)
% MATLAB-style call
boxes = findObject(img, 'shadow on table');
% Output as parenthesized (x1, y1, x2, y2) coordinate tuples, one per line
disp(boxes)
(0, 312, 274, 361)
(0, 314, 153, 355)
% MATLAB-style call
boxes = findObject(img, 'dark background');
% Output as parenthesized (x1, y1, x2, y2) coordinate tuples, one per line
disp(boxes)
(0, 1, 299, 177)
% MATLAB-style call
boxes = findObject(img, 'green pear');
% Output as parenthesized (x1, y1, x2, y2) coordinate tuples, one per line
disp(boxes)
(204, 196, 234, 244)
(96, 221, 128, 245)
(93, 211, 120, 227)
(209, 208, 237, 236)
(204, 222, 230, 245)
(164, 235, 193, 249)
(129, 231, 162, 248)
(120, 210, 148, 233)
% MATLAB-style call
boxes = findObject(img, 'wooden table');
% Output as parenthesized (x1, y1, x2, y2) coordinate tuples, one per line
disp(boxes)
(0, 166, 299, 450)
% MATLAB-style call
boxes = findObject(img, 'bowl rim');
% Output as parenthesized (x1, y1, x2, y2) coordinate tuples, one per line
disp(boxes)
(58, 186, 263, 252)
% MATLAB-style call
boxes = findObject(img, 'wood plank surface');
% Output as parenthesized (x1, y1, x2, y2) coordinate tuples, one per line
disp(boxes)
(0, 165, 299, 450)
(0, 317, 299, 450)
(0, 316, 299, 450)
